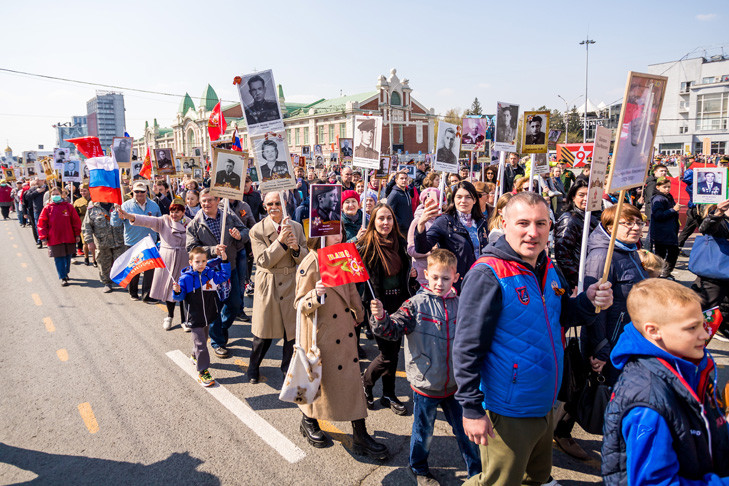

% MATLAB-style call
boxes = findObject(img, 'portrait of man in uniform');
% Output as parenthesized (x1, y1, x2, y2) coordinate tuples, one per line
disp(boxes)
(309, 184, 342, 237)
(461, 118, 485, 148)
(156, 149, 173, 170)
(216, 158, 242, 190)
(697, 171, 722, 195)
(54, 148, 68, 167)
(437, 127, 458, 166)
(496, 102, 518, 145)
(112, 137, 133, 164)
(239, 72, 281, 127)
(354, 118, 379, 160)
(525, 115, 546, 145)
(339, 138, 353, 157)
(258, 139, 291, 181)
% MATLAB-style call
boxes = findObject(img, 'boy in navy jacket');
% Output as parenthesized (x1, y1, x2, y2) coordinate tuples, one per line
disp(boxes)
(173, 246, 231, 386)
(602, 278, 729, 485)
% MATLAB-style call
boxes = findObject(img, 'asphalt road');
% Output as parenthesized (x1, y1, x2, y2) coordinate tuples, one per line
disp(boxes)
(1, 216, 726, 486)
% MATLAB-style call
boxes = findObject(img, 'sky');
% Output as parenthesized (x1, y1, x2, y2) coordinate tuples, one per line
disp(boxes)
(1, 0, 727, 154)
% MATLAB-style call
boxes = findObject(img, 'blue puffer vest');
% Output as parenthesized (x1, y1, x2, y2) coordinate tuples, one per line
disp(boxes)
(473, 256, 563, 418)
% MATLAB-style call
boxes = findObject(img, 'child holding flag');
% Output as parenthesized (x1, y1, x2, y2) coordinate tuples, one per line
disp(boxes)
(173, 246, 230, 387)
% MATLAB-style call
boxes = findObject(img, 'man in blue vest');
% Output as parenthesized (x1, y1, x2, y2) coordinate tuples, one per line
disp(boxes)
(454, 191, 613, 486)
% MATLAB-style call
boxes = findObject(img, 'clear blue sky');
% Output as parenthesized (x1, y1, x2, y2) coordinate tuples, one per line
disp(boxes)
(1, 0, 726, 153)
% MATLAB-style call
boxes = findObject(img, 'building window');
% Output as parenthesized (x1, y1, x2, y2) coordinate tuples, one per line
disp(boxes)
(295, 128, 300, 146)
(680, 81, 692, 93)
(695, 92, 728, 130)
(318, 125, 324, 144)
(339, 123, 346, 138)
(304, 127, 309, 145)
(391, 91, 401, 106)
(416, 123, 423, 144)
(329, 124, 334, 143)
(287, 129, 291, 146)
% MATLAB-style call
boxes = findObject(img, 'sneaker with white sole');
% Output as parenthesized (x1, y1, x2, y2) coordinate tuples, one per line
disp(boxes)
(163, 317, 173, 330)
(198, 369, 215, 387)
(181, 322, 192, 332)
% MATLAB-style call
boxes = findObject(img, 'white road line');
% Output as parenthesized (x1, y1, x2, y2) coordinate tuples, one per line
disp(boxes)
(166, 350, 306, 464)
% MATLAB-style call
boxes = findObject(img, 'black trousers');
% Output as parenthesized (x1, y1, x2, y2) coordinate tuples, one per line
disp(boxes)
(165, 301, 187, 323)
(128, 269, 154, 300)
(653, 243, 680, 275)
(248, 333, 294, 377)
(693, 276, 729, 329)
(678, 206, 701, 249)
(362, 335, 402, 396)
(1, 206, 9, 219)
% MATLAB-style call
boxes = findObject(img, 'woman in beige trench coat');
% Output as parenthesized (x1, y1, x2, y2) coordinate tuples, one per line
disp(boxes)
(248, 191, 308, 383)
(293, 232, 388, 461)
(118, 197, 190, 331)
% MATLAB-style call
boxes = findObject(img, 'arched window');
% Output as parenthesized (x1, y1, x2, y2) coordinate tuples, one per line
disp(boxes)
(391, 91, 401, 106)
(187, 129, 195, 153)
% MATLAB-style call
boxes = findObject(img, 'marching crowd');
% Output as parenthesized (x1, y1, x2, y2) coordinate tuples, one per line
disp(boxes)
(2, 152, 729, 486)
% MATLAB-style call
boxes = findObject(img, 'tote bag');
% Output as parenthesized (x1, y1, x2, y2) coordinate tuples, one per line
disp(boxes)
(279, 299, 323, 405)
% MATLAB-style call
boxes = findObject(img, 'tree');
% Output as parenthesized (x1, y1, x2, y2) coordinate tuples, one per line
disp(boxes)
(464, 97, 483, 116)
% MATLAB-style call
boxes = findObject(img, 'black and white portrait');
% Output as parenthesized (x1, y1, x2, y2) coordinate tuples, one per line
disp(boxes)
(461, 118, 486, 150)
(548, 130, 562, 143)
(237, 69, 284, 136)
(131, 161, 143, 180)
(314, 144, 323, 156)
(494, 101, 519, 151)
(693, 167, 727, 204)
(192, 146, 202, 157)
(302, 145, 311, 159)
(251, 132, 295, 193)
(522, 111, 549, 154)
(353, 115, 382, 169)
(376, 156, 391, 179)
(309, 184, 342, 238)
(193, 168, 203, 181)
(63, 159, 82, 182)
(211, 148, 246, 199)
(112, 137, 133, 165)
(154, 148, 175, 175)
(54, 148, 68, 169)
(434, 121, 461, 172)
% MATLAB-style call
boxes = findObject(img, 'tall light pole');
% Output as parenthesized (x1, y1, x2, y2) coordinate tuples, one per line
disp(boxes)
(580, 38, 596, 143)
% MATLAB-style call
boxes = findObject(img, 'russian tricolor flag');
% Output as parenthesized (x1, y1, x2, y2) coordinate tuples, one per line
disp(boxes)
(87, 156, 122, 205)
(110, 236, 167, 287)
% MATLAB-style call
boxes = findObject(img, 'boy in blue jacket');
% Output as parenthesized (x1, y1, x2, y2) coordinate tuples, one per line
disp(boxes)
(173, 246, 231, 387)
(370, 249, 480, 484)
(602, 278, 729, 485)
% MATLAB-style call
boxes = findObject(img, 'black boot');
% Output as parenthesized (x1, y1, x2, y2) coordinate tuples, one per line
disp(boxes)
(300, 414, 330, 448)
(351, 419, 388, 461)
(381, 394, 407, 416)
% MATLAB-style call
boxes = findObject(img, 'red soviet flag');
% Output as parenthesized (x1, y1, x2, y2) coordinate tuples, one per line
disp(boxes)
(318, 243, 369, 287)
(208, 101, 227, 141)
(66, 136, 104, 158)
(139, 147, 152, 179)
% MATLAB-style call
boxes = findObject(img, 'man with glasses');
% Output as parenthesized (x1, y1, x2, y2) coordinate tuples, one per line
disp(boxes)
(111, 182, 162, 301)
(186, 188, 248, 358)
(247, 192, 308, 383)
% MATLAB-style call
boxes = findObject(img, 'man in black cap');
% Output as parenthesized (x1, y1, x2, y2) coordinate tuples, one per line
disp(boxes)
(437, 127, 458, 165)
(244, 75, 280, 125)
(355, 119, 378, 159)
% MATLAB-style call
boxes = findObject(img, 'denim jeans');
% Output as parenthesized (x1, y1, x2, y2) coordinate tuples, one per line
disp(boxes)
(209, 267, 241, 349)
(54, 255, 72, 280)
(236, 247, 248, 301)
(17, 206, 26, 226)
(410, 392, 481, 478)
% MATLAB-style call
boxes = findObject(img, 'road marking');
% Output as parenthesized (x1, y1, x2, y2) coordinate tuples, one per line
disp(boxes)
(167, 350, 305, 463)
(156, 303, 167, 312)
(43, 317, 55, 332)
(26, 277, 32, 283)
(234, 359, 268, 383)
(78, 402, 99, 434)
(31, 293, 42, 306)
(57, 349, 69, 361)
(396, 371, 407, 378)
(21, 262, 26, 267)
(319, 420, 352, 448)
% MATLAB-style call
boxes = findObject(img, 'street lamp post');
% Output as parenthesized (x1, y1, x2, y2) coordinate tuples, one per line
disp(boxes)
(580, 38, 596, 143)
(557, 94, 582, 145)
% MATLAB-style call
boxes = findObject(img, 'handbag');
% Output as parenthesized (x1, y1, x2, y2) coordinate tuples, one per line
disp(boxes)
(558, 328, 587, 411)
(575, 371, 612, 435)
(688, 234, 729, 280)
(279, 299, 323, 405)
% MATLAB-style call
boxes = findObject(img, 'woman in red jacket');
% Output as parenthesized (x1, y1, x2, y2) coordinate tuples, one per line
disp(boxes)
(37, 186, 81, 286)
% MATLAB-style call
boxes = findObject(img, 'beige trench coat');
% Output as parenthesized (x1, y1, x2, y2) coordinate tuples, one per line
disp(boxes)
(294, 251, 367, 422)
(250, 217, 308, 339)
(131, 213, 189, 302)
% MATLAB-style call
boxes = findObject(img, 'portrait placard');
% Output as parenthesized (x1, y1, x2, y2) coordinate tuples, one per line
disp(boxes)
(433, 121, 461, 173)
(251, 131, 295, 193)
(339, 138, 353, 165)
(112, 137, 133, 167)
(532, 153, 550, 176)
(237, 69, 284, 136)
(302, 145, 311, 160)
(154, 148, 176, 175)
(309, 184, 342, 238)
(131, 160, 144, 180)
(192, 146, 202, 157)
(34, 158, 46, 180)
(192, 168, 204, 181)
(2, 167, 16, 182)
(702, 137, 711, 155)
(182, 156, 199, 174)
(375, 156, 391, 180)
(606, 71, 667, 192)
(210, 148, 247, 200)
(353, 116, 383, 169)
(461, 117, 487, 151)
(494, 102, 519, 152)
(62, 158, 83, 183)
(586, 126, 611, 212)
(521, 111, 550, 154)
(397, 164, 416, 179)
(693, 167, 727, 204)
(53, 148, 69, 170)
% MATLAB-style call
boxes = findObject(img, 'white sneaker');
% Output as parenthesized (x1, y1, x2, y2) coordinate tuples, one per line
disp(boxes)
(181, 322, 192, 332)
(163, 317, 173, 330)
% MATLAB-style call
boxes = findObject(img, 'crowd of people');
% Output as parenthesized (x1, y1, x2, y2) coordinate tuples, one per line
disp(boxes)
(2, 150, 728, 486)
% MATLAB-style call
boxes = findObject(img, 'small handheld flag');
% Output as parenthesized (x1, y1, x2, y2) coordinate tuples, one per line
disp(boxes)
(111, 236, 166, 288)
(318, 243, 369, 287)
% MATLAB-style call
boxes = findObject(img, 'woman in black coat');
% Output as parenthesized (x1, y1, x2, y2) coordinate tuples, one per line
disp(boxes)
(554, 180, 600, 290)
(358, 202, 411, 415)
(649, 178, 680, 278)
(413, 181, 488, 292)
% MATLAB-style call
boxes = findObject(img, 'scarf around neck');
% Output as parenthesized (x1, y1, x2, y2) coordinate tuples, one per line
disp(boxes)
(374, 231, 402, 277)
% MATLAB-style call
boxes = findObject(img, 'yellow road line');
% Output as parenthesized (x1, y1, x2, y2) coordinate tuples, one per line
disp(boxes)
(78, 403, 99, 434)
(31, 293, 42, 306)
(43, 317, 55, 332)
(156, 303, 167, 312)
(26, 277, 32, 283)
(234, 359, 268, 383)
(57, 349, 69, 361)
(318, 420, 352, 448)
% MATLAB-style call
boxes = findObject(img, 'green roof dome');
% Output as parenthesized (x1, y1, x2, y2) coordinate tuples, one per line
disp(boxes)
(199, 84, 219, 112)
(179, 93, 195, 114)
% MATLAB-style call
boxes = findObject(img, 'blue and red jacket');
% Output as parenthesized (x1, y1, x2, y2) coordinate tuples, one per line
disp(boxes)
(454, 237, 598, 419)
